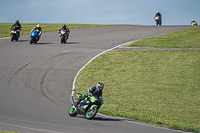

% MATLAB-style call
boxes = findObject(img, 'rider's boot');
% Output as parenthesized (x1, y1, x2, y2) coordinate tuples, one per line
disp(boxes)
(74, 99, 81, 108)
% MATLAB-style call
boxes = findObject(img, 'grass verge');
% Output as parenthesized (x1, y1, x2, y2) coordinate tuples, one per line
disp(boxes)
(75, 27, 200, 132)
(126, 27, 200, 48)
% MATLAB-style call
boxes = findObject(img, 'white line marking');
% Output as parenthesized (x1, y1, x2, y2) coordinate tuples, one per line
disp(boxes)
(71, 40, 136, 96)
(0, 122, 64, 133)
(0, 37, 10, 39)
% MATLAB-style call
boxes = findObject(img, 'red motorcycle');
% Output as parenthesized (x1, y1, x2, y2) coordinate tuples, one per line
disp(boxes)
(10, 29, 20, 41)
(154, 16, 161, 26)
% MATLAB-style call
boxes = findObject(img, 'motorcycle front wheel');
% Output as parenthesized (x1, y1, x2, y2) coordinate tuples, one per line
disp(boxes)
(86, 105, 98, 120)
(11, 35, 14, 42)
(34, 37, 38, 44)
(16, 35, 18, 41)
(68, 105, 77, 117)
(30, 38, 33, 44)
(60, 36, 64, 44)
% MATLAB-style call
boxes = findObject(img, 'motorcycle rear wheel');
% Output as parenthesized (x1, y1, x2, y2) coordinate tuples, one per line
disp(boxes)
(68, 105, 77, 117)
(86, 105, 98, 120)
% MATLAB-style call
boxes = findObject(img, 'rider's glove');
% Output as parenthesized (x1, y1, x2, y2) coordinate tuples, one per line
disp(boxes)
(99, 99, 104, 105)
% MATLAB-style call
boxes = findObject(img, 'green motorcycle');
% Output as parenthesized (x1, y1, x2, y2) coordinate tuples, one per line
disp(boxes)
(68, 93, 103, 120)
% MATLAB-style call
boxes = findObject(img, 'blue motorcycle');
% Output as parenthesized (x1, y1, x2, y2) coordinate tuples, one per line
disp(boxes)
(30, 30, 39, 44)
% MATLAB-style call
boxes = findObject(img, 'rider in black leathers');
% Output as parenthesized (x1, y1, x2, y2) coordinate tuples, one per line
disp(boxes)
(155, 11, 162, 25)
(74, 82, 104, 107)
(10, 20, 22, 37)
(155, 11, 162, 18)
(58, 24, 70, 41)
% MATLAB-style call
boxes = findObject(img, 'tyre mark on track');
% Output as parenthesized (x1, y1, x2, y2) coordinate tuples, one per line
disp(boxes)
(13, 60, 35, 75)
(8, 60, 35, 86)
(40, 68, 57, 104)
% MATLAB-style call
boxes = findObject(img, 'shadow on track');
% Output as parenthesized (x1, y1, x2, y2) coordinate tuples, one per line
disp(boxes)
(93, 117, 124, 121)
(32, 43, 55, 45)
(75, 115, 141, 123)
(93, 116, 141, 123)
(17, 40, 30, 42)
(62, 42, 80, 44)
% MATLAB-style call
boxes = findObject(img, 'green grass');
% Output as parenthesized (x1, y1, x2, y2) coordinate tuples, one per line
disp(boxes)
(126, 27, 200, 48)
(75, 27, 200, 132)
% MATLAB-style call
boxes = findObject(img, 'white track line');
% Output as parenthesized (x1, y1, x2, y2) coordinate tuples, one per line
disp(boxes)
(0, 122, 64, 133)
(71, 40, 136, 96)
(0, 37, 10, 39)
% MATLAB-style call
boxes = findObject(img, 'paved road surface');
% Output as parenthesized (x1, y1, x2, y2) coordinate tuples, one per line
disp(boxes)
(0, 26, 195, 133)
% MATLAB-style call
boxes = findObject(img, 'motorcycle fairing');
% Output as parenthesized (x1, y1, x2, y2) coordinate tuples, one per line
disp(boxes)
(30, 31, 39, 40)
(80, 96, 96, 112)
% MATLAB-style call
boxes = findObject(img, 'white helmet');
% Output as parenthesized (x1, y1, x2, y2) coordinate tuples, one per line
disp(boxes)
(156, 11, 159, 13)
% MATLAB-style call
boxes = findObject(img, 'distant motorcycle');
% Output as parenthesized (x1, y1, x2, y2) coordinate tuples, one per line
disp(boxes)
(10, 29, 19, 41)
(59, 29, 68, 44)
(191, 21, 197, 26)
(30, 30, 39, 44)
(154, 16, 161, 26)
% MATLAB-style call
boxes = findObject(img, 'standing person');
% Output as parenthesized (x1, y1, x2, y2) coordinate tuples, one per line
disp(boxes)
(10, 20, 22, 37)
(31, 24, 42, 41)
(74, 82, 104, 107)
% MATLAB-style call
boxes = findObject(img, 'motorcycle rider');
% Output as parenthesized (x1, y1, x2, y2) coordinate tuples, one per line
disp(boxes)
(31, 24, 42, 41)
(10, 20, 22, 37)
(74, 82, 104, 107)
(191, 19, 197, 26)
(154, 11, 162, 25)
(58, 24, 70, 41)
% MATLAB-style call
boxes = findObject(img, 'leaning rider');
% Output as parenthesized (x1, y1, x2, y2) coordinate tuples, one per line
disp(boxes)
(31, 24, 42, 41)
(191, 19, 197, 26)
(74, 82, 104, 107)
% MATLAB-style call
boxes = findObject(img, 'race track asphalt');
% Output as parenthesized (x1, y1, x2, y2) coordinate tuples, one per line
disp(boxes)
(0, 25, 194, 133)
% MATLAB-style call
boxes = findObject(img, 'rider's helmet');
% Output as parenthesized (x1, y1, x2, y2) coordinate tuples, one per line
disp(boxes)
(62, 24, 66, 29)
(96, 82, 104, 91)
(36, 24, 40, 28)
(192, 19, 194, 22)
(156, 11, 159, 13)
(16, 20, 19, 23)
